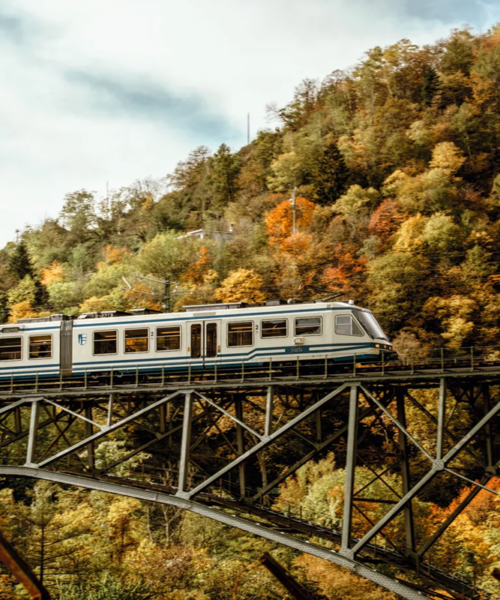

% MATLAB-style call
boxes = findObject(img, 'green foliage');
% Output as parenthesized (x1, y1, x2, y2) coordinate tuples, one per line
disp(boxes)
(4, 28, 500, 596)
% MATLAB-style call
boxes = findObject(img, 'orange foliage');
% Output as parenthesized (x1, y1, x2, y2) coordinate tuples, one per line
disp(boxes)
(40, 261, 64, 286)
(99, 245, 130, 267)
(183, 246, 212, 284)
(279, 233, 313, 256)
(265, 197, 316, 247)
(445, 477, 500, 524)
(322, 244, 368, 294)
(368, 199, 405, 241)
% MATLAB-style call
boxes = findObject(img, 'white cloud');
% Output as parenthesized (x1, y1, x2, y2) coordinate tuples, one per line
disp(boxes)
(0, 0, 499, 245)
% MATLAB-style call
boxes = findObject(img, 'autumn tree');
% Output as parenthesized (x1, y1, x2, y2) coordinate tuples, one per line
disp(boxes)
(214, 269, 267, 303)
(265, 197, 316, 247)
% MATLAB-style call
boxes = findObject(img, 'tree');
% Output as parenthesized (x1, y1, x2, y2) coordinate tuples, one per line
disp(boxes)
(312, 139, 349, 204)
(8, 240, 34, 280)
(265, 198, 316, 247)
(208, 143, 241, 212)
(214, 269, 267, 303)
(60, 190, 98, 242)
(421, 65, 440, 106)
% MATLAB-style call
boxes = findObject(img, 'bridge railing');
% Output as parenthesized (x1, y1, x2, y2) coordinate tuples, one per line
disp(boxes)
(0, 345, 500, 396)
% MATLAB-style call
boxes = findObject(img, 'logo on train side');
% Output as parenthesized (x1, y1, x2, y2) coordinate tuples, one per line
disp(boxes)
(78, 334, 87, 345)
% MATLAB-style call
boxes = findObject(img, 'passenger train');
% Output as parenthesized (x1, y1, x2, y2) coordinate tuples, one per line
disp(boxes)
(0, 300, 395, 381)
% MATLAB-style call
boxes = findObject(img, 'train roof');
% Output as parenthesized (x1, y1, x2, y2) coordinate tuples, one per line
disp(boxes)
(2, 299, 371, 329)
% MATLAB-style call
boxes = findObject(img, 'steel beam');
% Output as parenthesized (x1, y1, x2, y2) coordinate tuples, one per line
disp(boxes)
(482, 384, 494, 469)
(36, 391, 182, 468)
(443, 397, 500, 466)
(0, 466, 432, 600)
(25, 400, 40, 467)
(436, 378, 446, 460)
(351, 469, 437, 556)
(360, 386, 433, 462)
(397, 389, 415, 554)
(265, 386, 274, 437)
(417, 477, 488, 559)
(178, 392, 193, 495)
(235, 395, 246, 499)
(194, 390, 262, 439)
(85, 405, 95, 472)
(341, 385, 358, 555)
(186, 383, 349, 499)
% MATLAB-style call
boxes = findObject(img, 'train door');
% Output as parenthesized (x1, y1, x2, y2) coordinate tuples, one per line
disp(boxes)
(189, 321, 221, 367)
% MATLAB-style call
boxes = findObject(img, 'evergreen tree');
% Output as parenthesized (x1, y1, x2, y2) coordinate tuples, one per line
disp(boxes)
(0, 292, 9, 323)
(312, 141, 349, 204)
(9, 240, 34, 280)
(208, 143, 241, 213)
(421, 65, 440, 107)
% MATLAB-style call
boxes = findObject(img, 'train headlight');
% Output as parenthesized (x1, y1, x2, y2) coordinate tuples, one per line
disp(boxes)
(375, 344, 380, 348)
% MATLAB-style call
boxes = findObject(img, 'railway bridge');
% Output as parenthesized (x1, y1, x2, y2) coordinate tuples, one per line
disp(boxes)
(0, 358, 499, 600)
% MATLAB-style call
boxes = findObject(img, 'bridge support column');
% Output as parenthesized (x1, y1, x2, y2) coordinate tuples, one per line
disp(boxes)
(178, 392, 193, 495)
(341, 384, 358, 557)
(482, 384, 494, 470)
(436, 378, 446, 460)
(25, 400, 40, 467)
(397, 388, 415, 554)
(265, 386, 274, 437)
(85, 405, 95, 472)
(107, 394, 114, 428)
(235, 395, 246, 499)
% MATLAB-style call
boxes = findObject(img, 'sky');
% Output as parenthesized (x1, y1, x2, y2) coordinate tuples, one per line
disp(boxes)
(0, 0, 500, 246)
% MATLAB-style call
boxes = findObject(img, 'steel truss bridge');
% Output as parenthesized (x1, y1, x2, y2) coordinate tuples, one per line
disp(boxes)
(1, 362, 500, 600)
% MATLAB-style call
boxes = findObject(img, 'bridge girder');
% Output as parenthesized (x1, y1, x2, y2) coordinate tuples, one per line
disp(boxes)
(0, 369, 499, 600)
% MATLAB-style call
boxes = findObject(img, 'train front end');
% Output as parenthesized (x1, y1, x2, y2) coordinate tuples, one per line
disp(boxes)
(353, 308, 397, 362)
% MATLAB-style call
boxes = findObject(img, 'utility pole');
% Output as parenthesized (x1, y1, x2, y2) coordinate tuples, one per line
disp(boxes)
(289, 187, 297, 234)
(163, 279, 171, 312)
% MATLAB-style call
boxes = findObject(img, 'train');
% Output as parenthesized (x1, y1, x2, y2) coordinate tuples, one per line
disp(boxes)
(0, 300, 395, 381)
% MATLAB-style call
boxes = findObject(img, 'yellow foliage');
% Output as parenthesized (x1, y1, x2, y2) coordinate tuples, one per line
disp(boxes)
(124, 283, 162, 311)
(40, 261, 64, 286)
(79, 296, 114, 313)
(214, 269, 267, 304)
(393, 214, 427, 252)
(8, 301, 38, 323)
(295, 554, 396, 600)
(423, 295, 478, 347)
(430, 142, 466, 173)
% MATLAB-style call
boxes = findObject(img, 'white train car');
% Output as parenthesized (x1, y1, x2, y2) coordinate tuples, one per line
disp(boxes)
(0, 301, 394, 381)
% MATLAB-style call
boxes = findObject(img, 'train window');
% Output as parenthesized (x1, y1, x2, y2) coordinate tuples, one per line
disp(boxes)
(295, 317, 322, 336)
(94, 330, 117, 355)
(29, 335, 52, 359)
(228, 321, 253, 347)
(335, 315, 363, 336)
(0, 337, 22, 361)
(157, 326, 181, 351)
(191, 324, 202, 358)
(125, 329, 149, 353)
(261, 319, 288, 338)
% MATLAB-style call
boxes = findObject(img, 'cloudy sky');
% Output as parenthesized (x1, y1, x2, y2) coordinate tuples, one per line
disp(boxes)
(1, 0, 499, 246)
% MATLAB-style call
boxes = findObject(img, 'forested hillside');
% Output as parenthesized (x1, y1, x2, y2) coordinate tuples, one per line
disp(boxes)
(2, 24, 500, 599)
